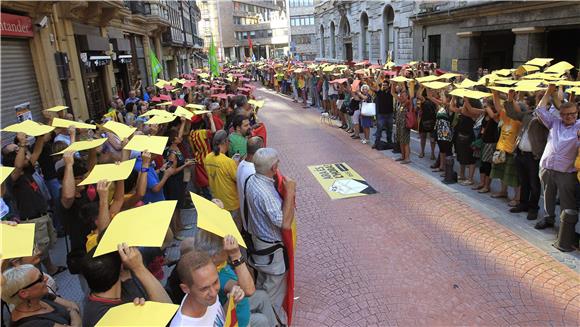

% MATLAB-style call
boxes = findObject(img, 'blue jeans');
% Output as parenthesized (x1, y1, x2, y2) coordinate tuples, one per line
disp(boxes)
(375, 113, 394, 144)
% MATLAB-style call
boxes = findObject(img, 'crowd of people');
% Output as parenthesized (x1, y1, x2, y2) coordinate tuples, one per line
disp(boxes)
(1, 66, 295, 326)
(253, 58, 579, 244)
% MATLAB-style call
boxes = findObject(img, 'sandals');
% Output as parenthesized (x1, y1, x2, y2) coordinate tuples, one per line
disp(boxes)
(459, 180, 474, 186)
(478, 188, 490, 193)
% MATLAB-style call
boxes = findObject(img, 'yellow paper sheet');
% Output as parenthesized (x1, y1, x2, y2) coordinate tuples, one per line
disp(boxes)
(493, 69, 513, 77)
(44, 105, 68, 112)
(93, 201, 177, 257)
(156, 101, 174, 106)
(1, 120, 55, 136)
(462, 89, 492, 99)
(52, 118, 96, 129)
(1, 166, 15, 184)
(449, 88, 468, 97)
(140, 109, 173, 117)
(565, 86, 580, 94)
(556, 80, 580, 87)
(544, 61, 574, 74)
(517, 79, 544, 87)
(514, 84, 545, 93)
(174, 106, 193, 120)
(170, 88, 181, 93)
(494, 79, 518, 86)
(521, 64, 540, 73)
(522, 72, 563, 81)
(488, 86, 512, 94)
(78, 159, 136, 186)
(454, 78, 481, 89)
(95, 301, 179, 327)
(416, 75, 440, 83)
(102, 121, 137, 140)
(437, 73, 461, 80)
(154, 81, 168, 88)
(391, 76, 410, 83)
(322, 65, 336, 72)
(54, 138, 107, 155)
(186, 103, 206, 110)
(248, 99, 265, 108)
(123, 135, 168, 155)
(190, 192, 247, 248)
(198, 73, 209, 79)
(144, 115, 176, 125)
(1, 223, 35, 260)
(421, 81, 450, 90)
(525, 58, 553, 67)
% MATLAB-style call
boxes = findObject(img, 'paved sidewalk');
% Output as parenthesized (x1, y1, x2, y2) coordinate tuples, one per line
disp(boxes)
(257, 87, 579, 326)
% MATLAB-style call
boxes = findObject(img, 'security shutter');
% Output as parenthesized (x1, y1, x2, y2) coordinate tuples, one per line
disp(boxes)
(1, 38, 43, 145)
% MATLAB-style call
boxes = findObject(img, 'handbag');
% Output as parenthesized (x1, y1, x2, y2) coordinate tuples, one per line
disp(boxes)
(406, 106, 418, 130)
(361, 102, 376, 116)
(492, 150, 506, 164)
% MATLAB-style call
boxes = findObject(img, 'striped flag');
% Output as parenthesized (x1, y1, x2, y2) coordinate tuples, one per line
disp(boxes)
(149, 50, 162, 82)
(224, 296, 238, 327)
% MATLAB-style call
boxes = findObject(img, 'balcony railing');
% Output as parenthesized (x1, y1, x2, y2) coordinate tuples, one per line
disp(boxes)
(125, 1, 150, 15)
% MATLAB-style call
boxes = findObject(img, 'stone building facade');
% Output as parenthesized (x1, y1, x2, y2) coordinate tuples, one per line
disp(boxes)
(411, 1, 580, 77)
(314, 0, 418, 64)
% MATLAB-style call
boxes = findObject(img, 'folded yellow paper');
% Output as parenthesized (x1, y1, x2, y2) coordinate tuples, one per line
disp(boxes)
(95, 301, 179, 327)
(93, 201, 177, 257)
(44, 105, 68, 112)
(1, 223, 35, 260)
(102, 121, 137, 140)
(1, 120, 55, 136)
(78, 159, 136, 186)
(454, 78, 481, 89)
(391, 76, 411, 83)
(416, 75, 440, 83)
(544, 61, 574, 74)
(525, 58, 553, 67)
(437, 73, 461, 80)
(248, 99, 265, 108)
(421, 81, 450, 90)
(52, 118, 96, 129)
(54, 138, 107, 155)
(140, 109, 173, 117)
(190, 192, 247, 248)
(174, 106, 194, 120)
(1, 166, 15, 184)
(144, 115, 176, 125)
(186, 103, 206, 110)
(123, 135, 168, 155)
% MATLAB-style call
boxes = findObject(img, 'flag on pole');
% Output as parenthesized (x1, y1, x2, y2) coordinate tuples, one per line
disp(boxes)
(248, 35, 254, 62)
(224, 296, 239, 327)
(209, 36, 220, 78)
(149, 50, 162, 82)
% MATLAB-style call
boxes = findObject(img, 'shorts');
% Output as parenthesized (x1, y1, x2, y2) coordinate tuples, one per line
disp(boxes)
(26, 214, 57, 258)
(361, 116, 373, 129)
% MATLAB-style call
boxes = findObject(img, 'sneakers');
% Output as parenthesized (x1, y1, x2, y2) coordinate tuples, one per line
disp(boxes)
(361, 138, 368, 144)
(534, 219, 554, 230)
(509, 206, 528, 213)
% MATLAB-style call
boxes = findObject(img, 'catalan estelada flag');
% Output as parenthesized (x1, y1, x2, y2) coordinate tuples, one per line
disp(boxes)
(224, 296, 238, 327)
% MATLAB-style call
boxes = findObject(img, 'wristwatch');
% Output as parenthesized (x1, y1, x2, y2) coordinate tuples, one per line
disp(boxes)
(141, 166, 149, 172)
(229, 256, 246, 268)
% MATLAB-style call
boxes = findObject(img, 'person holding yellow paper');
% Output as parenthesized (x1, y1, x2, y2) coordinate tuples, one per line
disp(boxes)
(81, 243, 172, 326)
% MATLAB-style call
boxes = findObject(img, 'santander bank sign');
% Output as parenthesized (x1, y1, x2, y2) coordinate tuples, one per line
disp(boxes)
(1, 13, 33, 38)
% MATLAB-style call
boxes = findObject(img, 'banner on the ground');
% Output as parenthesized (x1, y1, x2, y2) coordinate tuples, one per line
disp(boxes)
(308, 163, 377, 200)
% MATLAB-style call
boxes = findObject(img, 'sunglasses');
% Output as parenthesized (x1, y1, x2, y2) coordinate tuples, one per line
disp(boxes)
(11, 271, 44, 297)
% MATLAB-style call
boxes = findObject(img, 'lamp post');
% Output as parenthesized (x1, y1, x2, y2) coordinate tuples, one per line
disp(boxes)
(256, 42, 261, 60)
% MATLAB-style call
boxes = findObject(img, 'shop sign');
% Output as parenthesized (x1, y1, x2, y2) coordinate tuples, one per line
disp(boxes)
(1, 13, 33, 38)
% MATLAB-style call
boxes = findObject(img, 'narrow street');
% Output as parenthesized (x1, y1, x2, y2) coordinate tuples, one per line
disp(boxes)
(256, 86, 580, 326)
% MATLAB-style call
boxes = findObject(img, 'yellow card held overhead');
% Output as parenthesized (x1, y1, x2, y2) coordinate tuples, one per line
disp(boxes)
(421, 81, 450, 90)
(1, 223, 35, 260)
(78, 159, 136, 186)
(190, 192, 247, 248)
(44, 105, 68, 112)
(102, 120, 137, 140)
(93, 201, 177, 257)
(140, 109, 173, 117)
(454, 78, 481, 89)
(54, 138, 107, 155)
(95, 301, 179, 327)
(186, 103, 206, 110)
(123, 135, 168, 155)
(565, 86, 580, 94)
(144, 114, 176, 125)
(248, 99, 265, 108)
(544, 61, 574, 74)
(1, 166, 15, 184)
(391, 76, 410, 83)
(1, 120, 55, 136)
(525, 58, 553, 67)
(437, 73, 461, 80)
(416, 75, 440, 83)
(174, 106, 194, 120)
(52, 118, 96, 129)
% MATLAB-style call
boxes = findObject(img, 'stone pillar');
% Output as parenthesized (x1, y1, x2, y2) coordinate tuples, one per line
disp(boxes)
(100, 27, 114, 101)
(512, 27, 546, 67)
(265, 45, 270, 59)
(456, 31, 482, 79)
(52, 5, 89, 120)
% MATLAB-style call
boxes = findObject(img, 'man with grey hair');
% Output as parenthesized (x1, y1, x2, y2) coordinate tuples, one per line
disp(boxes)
(237, 136, 265, 231)
(245, 147, 296, 325)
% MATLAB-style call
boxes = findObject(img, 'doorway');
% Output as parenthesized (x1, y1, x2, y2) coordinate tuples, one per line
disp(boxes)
(547, 27, 580, 77)
(344, 43, 353, 62)
(480, 30, 515, 71)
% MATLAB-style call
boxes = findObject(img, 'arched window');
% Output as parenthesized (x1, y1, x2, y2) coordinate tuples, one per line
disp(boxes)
(330, 21, 336, 59)
(320, 25, 325, 58)
(383, 6, 395, 62)
(339, 16, 352, 61)
(360, 12, 369, 60)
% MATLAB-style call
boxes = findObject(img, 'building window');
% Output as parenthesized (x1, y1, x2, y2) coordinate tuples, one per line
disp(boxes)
(428, 35, 441, 66)
(290, 15, 314, 26)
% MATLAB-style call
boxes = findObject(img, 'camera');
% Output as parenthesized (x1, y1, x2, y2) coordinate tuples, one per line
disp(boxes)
(35, 16, 48, 29)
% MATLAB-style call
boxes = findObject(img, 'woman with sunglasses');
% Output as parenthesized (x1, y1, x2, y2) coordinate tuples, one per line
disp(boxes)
(2, 264, 81, 326)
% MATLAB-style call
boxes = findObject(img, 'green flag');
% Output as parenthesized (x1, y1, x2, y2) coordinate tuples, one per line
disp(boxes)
(149, 50, 162, 82)
(209, 36, 219, 78)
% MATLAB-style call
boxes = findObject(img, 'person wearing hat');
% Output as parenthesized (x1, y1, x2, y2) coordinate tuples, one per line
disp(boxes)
(204, 130, 241, 227)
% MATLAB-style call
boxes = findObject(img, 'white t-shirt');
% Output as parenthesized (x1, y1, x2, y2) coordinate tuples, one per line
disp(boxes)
(170, 295, 225, 327)
(236, 160, 255, 230)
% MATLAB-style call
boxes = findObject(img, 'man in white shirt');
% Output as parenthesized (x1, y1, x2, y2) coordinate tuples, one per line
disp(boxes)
(237, 136, 264, 231)
(170, 250, 244, 327)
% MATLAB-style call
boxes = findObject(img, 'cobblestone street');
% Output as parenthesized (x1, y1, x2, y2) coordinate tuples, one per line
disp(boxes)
(256, 87, 580, 326)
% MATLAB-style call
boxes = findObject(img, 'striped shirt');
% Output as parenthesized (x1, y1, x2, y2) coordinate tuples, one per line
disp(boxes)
(246, 174, 283, 242)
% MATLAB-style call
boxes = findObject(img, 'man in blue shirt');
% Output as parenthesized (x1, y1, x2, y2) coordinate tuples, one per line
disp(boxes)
(133, 155, 174, 203)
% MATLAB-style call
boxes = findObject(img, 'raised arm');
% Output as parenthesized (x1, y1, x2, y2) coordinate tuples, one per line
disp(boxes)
(10, 133, 28, 181)
(222, 235, 255, 297)
(123, 151, 150, 210)
(28, 134, 46, 167)
(109, 179, 125, 218)
(96, 180, 112, 233)
(60, 151, 76, 209)
(535, 84, 557, 128)
(504, 90, 525, 121)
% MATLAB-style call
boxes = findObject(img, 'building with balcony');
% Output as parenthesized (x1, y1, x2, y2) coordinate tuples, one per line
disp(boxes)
(289, 0, 318, 61)
(314, 0, 417, 64)
(411, 1, 580, 77)
(0, 0, 205, 128)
